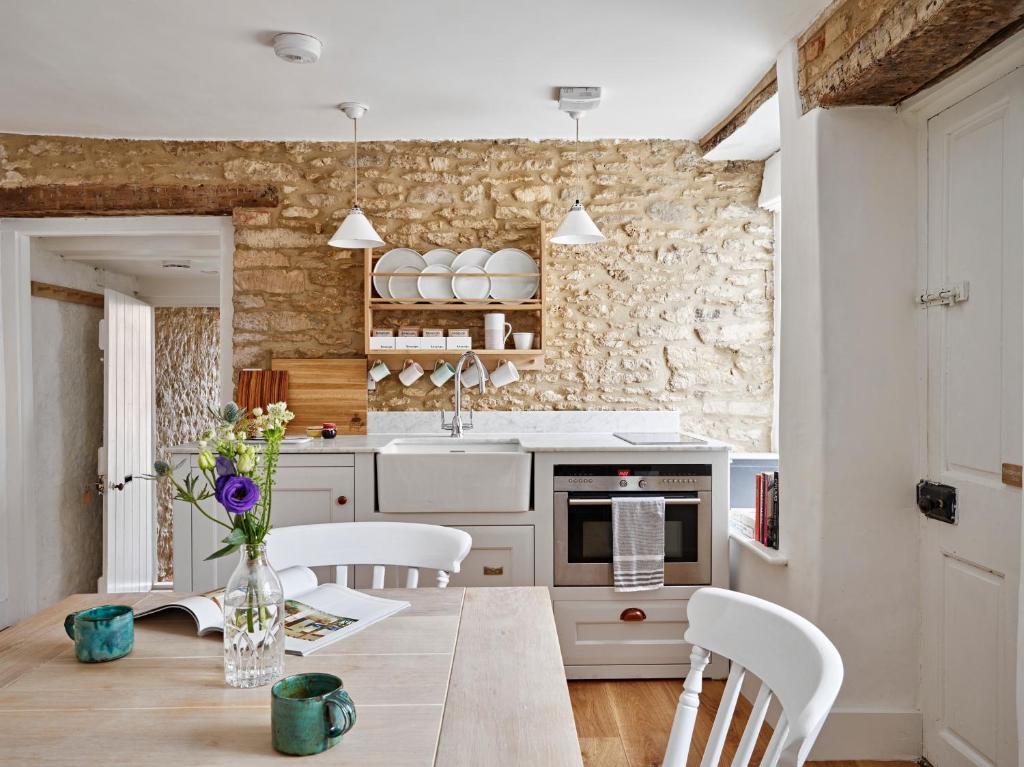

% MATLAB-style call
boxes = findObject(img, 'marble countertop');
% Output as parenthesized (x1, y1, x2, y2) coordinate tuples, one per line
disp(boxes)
(168, 431, 731, 454)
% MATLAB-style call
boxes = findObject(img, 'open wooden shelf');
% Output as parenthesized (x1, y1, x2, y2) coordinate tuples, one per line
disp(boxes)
(363, 223, 548, 372)
(366, 349, 545, 372)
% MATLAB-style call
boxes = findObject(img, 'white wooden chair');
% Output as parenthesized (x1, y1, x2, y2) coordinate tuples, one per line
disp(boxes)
(663, 587, 843, 767)
(266, 522, 472, 589)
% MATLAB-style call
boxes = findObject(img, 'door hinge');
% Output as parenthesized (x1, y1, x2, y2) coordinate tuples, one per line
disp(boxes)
(918, 281, 969, 308)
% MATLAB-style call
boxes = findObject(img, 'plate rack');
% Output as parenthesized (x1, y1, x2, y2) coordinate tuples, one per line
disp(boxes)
(363, 223, 547, 371)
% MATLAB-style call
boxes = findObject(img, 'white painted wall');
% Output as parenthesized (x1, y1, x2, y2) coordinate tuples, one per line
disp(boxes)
(732, 43, 922, 759)
(29, 249, 137, 607)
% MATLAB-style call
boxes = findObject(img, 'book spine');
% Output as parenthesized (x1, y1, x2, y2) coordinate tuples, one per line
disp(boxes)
(769, 470, 780, 549)
(755, 473, 763, 544)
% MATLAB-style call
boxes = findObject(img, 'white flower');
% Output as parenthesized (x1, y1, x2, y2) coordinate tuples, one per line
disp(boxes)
(252, 407, 263, 417)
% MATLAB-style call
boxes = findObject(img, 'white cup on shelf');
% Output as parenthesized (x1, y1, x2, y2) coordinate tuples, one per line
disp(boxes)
(512, 332, 534, 350)
(398, 359, 424, 386)
(489, 359, 520, 388)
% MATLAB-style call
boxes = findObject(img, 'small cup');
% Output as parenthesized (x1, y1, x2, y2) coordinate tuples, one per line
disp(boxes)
(430, 359, 456, 387)
(490, 359, 520, 388)
(369, 359, 391, 382)
(461, 363, 488, 388)
(64, 604, 134, 663)
(512, 332, 535, 350)
(398, 359, 424, 386)
(305, 426, 323, 438)
(272, 673, 357, 756)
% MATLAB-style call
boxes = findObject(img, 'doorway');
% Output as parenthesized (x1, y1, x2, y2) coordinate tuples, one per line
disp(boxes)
(0, 216, 233, 625)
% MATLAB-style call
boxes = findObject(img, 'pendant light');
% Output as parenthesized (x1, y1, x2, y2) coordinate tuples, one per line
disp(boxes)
(551, 112, 605, 246)
(328, 102, 385, 250)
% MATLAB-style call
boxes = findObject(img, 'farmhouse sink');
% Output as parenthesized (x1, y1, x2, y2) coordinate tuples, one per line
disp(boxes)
(376, 438, 531, 513)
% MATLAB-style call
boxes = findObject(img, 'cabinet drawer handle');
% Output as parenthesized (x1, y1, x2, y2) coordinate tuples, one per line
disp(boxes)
(483, 566, 504, 576)
(620, 608, 647, 622)
(336, 495, 348, 506)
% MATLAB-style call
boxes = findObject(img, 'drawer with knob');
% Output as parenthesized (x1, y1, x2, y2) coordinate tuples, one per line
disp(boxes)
(444, 525, 534, 588)
(553, 599, 690, 666)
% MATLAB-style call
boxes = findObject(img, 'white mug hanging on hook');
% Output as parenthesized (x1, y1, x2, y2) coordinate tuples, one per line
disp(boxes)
(489, 359, 520, 388)
(484, 313, 512, 350)
(398, 359, 424, 386)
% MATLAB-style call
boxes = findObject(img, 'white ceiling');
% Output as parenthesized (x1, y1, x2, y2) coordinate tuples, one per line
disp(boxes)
(34, 234, 221, 279)
(0, 0, 828, 142)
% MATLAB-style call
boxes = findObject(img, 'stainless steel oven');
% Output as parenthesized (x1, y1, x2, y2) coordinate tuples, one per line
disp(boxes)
(554, 464, 712, 586)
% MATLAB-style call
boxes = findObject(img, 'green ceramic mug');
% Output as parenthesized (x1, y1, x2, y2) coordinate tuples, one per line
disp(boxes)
(272, 673, 356, 756)
(63, 604, 134, 663)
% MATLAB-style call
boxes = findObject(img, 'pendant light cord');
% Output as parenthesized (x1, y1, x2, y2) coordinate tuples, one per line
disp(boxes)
(353, 117, 360, 208)
(574, 117, 581, 204)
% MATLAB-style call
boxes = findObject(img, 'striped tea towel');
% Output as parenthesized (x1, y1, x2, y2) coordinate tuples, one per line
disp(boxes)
(612, 497, 665, 592)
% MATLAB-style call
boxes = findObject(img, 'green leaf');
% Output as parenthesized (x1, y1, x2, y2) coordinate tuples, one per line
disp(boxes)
(204, 542, 241, 561)
(220, 527, 247, 546)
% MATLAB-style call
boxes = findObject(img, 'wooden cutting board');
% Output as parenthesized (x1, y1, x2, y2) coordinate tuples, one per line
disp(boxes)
(270, 358, 368, 435)
(235, 370, 290, 413)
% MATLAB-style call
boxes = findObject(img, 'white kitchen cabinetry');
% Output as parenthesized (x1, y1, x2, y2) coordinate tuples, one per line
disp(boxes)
(172, 454, 355, 592)
(555, 599, 691, 675)
(446, 526, 534, 587)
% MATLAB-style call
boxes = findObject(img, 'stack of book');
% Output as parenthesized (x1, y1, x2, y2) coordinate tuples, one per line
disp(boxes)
(754, 471, 780, 550)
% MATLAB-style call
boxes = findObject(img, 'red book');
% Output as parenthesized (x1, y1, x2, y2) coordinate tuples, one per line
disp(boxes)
(755, 473, 763, 543)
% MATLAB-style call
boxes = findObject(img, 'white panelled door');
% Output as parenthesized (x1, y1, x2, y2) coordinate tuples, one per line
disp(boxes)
(99, 288, 155, 593)
(922, 68, 1023, 767)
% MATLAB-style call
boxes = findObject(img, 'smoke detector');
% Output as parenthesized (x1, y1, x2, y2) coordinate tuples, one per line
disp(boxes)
(272, 33, 323, 64)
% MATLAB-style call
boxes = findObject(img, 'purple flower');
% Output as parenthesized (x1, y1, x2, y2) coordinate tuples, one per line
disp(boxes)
(215, 456, 236, 477)
(217, 475, 260, 515)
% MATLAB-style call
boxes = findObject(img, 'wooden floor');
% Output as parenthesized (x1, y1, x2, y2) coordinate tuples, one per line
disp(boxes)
(568, 679, 917, 767)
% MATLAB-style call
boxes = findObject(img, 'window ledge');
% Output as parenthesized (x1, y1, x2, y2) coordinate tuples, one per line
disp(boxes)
(729, 510, 788, 566)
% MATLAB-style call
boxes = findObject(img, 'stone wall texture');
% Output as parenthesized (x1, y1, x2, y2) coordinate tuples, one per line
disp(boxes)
(154, 307, 220, 582)
(1, 133, 774, 450)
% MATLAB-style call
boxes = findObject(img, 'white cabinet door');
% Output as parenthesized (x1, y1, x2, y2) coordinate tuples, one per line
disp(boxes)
(554, 599, 690, 667)
(187, 463, 354, 591)
(922, 68, 1023, 767)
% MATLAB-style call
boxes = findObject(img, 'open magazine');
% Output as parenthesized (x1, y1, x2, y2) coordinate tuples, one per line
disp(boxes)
(136, 566, 409, 656)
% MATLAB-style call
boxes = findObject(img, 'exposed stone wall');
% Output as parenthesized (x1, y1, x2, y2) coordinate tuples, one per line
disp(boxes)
(154, 307, 220, 582)
(1, 133, 774, 449)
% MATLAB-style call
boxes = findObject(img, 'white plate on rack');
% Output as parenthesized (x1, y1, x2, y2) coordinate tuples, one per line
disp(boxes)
(452, 265, 491, 301)
(388, 265, 422, 303)
(417, 264, 455, 300)
(373, 248, 426, 299)
(423, 248, 458, 268)
(486, 248, 539, 300)
(451, 248, 492, 271)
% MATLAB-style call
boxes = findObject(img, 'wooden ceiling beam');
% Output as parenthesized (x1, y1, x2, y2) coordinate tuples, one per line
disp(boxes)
(799, 0, 1024, 111)
(699, 66, 778, 156)
(0, 183, 278, 217)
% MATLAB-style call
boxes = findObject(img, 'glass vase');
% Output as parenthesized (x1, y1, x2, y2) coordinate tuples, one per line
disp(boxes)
(223, 543, 285, 688)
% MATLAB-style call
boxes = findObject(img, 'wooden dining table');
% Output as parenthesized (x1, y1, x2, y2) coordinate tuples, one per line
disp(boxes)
(0, 586, 583, 766)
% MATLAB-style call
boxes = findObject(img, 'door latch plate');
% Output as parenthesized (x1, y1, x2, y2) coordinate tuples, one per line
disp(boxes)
(916, 480, 957, 524)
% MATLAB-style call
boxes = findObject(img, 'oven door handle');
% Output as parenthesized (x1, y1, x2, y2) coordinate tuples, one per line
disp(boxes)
(566, 497, 700, 506)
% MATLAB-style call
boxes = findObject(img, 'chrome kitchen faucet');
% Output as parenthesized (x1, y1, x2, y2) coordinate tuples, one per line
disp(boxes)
(442, 351, 486, 438)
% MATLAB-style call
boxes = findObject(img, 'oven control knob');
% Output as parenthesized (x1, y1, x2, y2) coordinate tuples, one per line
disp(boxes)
(638, 480, 648, 489)
(618, 479, 627, 487)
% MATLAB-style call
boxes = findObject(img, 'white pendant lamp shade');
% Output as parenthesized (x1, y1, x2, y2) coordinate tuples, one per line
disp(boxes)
(551, 200, 605, 245)
(551, 110, 605, 246)
(328, 101, 385, 250)
(329, 206, 384, 249)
